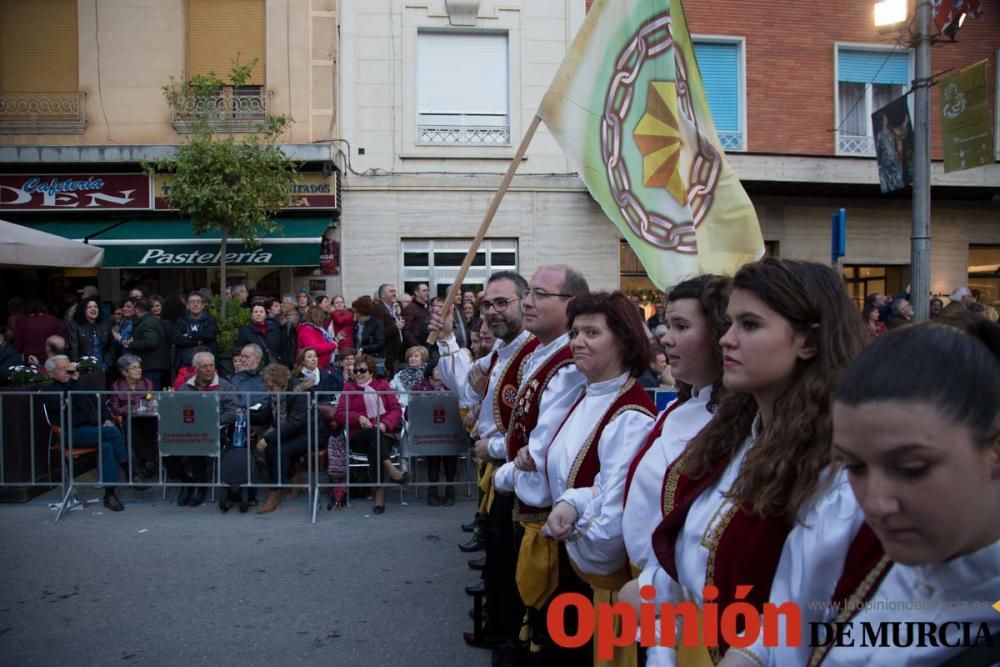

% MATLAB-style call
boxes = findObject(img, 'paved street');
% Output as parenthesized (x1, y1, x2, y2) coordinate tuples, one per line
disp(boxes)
(0, 488, 487, 666)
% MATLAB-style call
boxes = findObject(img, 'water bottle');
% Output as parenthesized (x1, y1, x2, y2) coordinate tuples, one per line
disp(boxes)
(233, 409, 247, 448)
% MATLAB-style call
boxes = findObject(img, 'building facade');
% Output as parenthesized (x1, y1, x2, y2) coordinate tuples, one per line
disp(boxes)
(1, 0, 998, 315)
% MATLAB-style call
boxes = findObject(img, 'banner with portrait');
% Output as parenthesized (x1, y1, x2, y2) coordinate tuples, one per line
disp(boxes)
(871, 95, 914, 194)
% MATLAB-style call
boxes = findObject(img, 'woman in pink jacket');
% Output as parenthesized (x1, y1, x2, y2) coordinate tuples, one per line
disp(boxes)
(333, 353, 407, 513)
(297, 305, 338, 368)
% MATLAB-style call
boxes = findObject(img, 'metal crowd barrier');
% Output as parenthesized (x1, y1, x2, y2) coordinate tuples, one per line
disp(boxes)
(0, 388, 476, 523)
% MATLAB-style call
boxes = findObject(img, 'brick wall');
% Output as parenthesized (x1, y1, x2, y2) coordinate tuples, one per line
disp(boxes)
(587, 0, 1000, 158)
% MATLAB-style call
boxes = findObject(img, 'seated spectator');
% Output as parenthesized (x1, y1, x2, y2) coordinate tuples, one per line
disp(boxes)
(67, 297, 111, 370)
(352, 296, 386, 361)
(332, 346, 356, 387)
(292, 347, 343, 395)
(327, 295, 355, 350)
(333, 353, 406, 514)
(230, 344, 268, 409)
(43, 355, 128, 512)
(236, 304, 282, 366)
(15, 301, 65, 364)
(389, 345, 428, 408)
(29, 335, 68, 367)
(638, 345, 669, 389)
(252, 363, 310, 514)
(108, 354, 158, 480)
(297, 305, 338, 369)
(171, 351, 237, 508)
(0, 328, 23, 386)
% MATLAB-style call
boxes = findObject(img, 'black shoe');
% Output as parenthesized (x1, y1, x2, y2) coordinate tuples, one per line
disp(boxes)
(103, 493, 124, 512)
(458, 537, 485, 553)
(428, 493, 441, 507)
(461, 520, 477, 533)
(463, 631, 503, 649)
(465, 580, 485, 595)
(393, 471, 410, 486)
(373, 504, 385, 515)
(442, 494, 455, 507)
(468, 556, 486, 571)
(188, 487, 205, 508)
(143, 461, 157, 479)
(176, 486, 192, 507)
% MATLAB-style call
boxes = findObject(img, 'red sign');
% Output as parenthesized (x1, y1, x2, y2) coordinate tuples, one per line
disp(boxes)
(0, 174, 152, 211)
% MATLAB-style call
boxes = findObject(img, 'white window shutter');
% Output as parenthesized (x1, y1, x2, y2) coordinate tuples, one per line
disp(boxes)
(417, 32, 508, 115)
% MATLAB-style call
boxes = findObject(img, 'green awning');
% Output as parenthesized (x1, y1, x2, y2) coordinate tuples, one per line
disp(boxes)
(23, 217, 331, 268)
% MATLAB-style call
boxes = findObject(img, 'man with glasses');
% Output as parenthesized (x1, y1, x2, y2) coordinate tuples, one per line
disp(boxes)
(375, 283, 404, 375)
(430, 270, 539, 651)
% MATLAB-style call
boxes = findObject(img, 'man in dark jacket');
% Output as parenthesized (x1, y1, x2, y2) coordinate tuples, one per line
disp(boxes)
(402, 283, 431, 352)
(171, 350, 237, 508)
(235, 304, 282, 366)
(125, 298, 170, 388)
(374, 283, 403, 374)
(173, 292, 218, 368)
(230, 344, 267, 409)
(43, 355, 128, 511)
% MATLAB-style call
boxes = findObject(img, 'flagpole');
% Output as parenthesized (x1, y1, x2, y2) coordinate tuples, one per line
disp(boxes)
(427, 114, 543, 345)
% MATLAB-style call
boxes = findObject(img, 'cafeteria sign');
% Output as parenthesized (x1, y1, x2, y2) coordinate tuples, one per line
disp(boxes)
(0, 174, 152, 210)
(939, 59, 994, 174)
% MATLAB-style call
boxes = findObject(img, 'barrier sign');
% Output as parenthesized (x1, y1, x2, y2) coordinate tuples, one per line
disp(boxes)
(399, 394, 470, 457)
(158, 393, 221, 457)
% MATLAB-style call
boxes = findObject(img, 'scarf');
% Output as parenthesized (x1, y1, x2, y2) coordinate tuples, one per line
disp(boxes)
(253, 320, 267, 335)
(393, 363, 426, 392)
(361, 383, 384, 420)
(307, 322, 336, 344)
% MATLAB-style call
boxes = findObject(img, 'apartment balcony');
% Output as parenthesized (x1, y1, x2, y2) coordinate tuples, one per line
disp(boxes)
(170, 87, 271, 134)
(0, 92, 86, 134)
(837, 133, 875, 156)
(417, 113, 510, 145)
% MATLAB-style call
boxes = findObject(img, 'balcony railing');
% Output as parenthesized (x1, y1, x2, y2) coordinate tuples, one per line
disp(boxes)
(838, 133, 875, 156)
(718, 131, 744, 151)
(171, 87, 270, 133)
(418, 113, 510, 145)
(0, 92, 86, 134)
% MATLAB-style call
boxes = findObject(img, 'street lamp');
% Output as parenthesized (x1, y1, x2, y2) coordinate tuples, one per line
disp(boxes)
(874, 0, 931, 322)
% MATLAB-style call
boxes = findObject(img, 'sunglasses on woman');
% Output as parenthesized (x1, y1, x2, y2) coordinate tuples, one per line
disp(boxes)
(355, 367, 370, 374)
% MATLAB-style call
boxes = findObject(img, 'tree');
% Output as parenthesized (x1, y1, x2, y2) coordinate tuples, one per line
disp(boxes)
(146, 58, 299, 320)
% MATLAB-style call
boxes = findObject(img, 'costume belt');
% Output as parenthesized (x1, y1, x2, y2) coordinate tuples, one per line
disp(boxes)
(515, 519, 559, 610)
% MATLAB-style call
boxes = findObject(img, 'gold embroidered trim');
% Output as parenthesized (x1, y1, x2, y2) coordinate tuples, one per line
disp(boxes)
(701, 500, 740, 664)
(661, 450, 689, 517)
(491, 335, 536, 434)
(807, 555, 892, 667)
(566, 378, 647, 489)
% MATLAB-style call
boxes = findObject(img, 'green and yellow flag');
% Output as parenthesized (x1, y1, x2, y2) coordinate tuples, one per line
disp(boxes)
(538, 0, 763, 289)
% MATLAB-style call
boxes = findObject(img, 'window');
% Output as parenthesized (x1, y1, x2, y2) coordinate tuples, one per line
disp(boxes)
(693, 39, 745, 151)
(402, 239, 517, 296)
(836, 47, 909, 155)
(416, 31, 510, 145)
(969, 245, 1000, 306)
(842, 264, 910, 309)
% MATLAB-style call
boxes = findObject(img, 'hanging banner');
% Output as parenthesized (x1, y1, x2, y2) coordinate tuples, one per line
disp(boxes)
(939, 59, 994, 174)
(871, 95, 914, 193)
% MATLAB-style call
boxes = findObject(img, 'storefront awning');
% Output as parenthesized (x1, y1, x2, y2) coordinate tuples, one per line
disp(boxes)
(24, 217, 331, 268)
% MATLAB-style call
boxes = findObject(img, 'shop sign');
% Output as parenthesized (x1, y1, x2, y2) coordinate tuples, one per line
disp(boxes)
(153, 171, 339, 210)
(100, 242, 317, 268)
(0, 174, 152, 211)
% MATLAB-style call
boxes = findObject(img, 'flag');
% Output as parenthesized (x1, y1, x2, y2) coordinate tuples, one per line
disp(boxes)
(538, 0, 763, 289)
(932, 0, 984, 35)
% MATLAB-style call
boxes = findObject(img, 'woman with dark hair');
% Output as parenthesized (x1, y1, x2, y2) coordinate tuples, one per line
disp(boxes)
(627, 258, 867, 666)
(296, 305, 338, 368)
(236, 303, 282, 366)
(291, 346, 342, 395)
(863, 302, 888, 339)
(721, 314, 1000, 667)
(253, 363, 311, 514)
(532, 292, 656, 664)
(326, 295, 355, 350)
(352, 296, 386, 361)
(333, 353, 406, 514)
(67, 296, 112, 369)
(622, 275, 731, 576)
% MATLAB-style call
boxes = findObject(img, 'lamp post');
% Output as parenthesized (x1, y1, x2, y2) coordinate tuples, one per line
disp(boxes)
(910, 0, 932, 322)
(875, 0, 931, 321)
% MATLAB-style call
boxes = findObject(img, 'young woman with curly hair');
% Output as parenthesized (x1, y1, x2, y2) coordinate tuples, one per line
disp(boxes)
(624, 258, 867, 666)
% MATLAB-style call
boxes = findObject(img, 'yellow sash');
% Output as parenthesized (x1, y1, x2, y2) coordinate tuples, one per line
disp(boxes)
(515, 520, 559, 610)
(478, 461, 495, 514)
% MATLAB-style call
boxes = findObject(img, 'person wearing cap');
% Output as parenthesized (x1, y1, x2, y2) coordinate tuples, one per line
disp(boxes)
(943, 286, 976, 316)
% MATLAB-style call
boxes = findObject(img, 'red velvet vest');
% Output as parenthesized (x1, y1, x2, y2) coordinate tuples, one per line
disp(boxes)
(650, 448, 794, 660)
(622, 398, 683, 507)
(487, 335, 539, 439)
